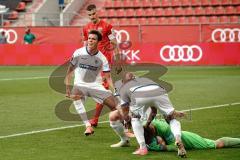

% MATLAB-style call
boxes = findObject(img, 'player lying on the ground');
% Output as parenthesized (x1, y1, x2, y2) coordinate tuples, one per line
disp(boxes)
(144, 118, 240, 152)
(109, 72, 187, 157)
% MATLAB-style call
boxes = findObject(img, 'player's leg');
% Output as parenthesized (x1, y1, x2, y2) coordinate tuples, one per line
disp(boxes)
(155, 94, 186, 158)
(109, 110, 130, 147)
(130, 105, 148, 155)
(216, 137, 240, 148)
(72, 87, 93, 136)
(90, 76, 110, 127)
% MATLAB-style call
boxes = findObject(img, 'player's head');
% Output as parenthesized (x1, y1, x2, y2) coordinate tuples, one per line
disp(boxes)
(86, 4, 99, 24)
(122, 72, 135, 84)
(87, 30, 102, 50)
(25, 27, 30, 34)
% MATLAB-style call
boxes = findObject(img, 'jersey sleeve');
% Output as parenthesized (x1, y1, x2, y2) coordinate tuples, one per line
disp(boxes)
(147, 137, 165, 151)
(70, 50, 79, 66)
(101, 54, 110, 72)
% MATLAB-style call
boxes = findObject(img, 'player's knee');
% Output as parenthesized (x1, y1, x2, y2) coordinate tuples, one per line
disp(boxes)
(109, 110, 120, 121)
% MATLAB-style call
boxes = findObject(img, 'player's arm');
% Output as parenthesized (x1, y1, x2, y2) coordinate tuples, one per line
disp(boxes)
(103, 71, 114, 92)
(108, 28, 123, 74)
(146, 107, 158, 127)
(65, 63, 74, 98)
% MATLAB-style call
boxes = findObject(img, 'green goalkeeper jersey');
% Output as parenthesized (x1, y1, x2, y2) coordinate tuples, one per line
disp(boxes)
(148, 119, 216, 151)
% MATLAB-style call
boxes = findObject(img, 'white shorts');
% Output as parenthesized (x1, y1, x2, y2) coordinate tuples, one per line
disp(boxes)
(130, 94, 174, 117)
(72, 83, 112, 104)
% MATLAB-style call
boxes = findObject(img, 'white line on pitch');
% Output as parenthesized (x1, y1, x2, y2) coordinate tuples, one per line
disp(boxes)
(0, 102, 239, 140)
(0, 76, 64, 81)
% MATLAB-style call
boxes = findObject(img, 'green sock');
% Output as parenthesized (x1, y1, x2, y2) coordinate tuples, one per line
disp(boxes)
(218, 137, 240, 148)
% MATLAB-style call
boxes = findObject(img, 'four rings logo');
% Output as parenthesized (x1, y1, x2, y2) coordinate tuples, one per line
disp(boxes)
(114, 29, 130, 43)
(160, 45, 203, 62)
(212, 28, 240, 42)
(0, 28, 18, 44)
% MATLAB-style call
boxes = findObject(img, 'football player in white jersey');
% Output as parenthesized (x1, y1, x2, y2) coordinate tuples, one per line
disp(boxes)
(65, 30, 128, 139)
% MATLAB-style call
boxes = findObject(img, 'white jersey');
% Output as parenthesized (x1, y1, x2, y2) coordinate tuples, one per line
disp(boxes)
(70, 46, 110, 86)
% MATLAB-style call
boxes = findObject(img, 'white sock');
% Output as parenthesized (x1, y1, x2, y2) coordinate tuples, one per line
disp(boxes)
(169, 119, 182, 142)
(131, 118, 146, 149)
(73, 99, 91, 127)
(110, 120, 128, 142)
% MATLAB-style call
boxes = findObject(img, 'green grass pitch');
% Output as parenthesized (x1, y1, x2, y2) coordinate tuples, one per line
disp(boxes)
(0, 65, 239, 160)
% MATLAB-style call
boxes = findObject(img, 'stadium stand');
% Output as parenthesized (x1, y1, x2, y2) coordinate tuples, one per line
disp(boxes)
(74, 0, 238, 26)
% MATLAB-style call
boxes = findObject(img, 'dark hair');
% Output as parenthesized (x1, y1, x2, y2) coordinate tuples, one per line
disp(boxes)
(87, 4, 96, 11)
(88, 30, 102, 41)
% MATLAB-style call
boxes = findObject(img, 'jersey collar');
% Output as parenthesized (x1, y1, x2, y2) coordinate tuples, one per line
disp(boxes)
(86, 46, 99, 56)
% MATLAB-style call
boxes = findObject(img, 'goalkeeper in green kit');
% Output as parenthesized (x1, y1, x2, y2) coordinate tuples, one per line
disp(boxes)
(144, 118, 240, 152)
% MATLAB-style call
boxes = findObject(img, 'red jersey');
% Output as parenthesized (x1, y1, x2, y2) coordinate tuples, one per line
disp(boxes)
(83, 20, 114, 64)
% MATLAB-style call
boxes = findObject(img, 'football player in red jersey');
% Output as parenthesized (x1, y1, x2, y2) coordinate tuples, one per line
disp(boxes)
(83, 4, 122, 127)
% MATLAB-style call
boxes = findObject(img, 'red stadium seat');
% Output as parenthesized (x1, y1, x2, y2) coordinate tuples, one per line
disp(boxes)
(117, 9, 125, 17)
(229, 16, 239, 23)
(113, 0, 122, 8)
(16, 2, 26, 12)
(225, 6, 236, 14)
(159, 17, 168, 24)
(175, 7, 184, 16)
(201, 0, 210, 6)
(191, 0, 201, 6)
(237, 6, 240, 14)
(125, 9, 135, 17)
(109, 18, 119, 25)
(215, 6, 225, 15)
(221, 0, 231, 5)
(165, 8, 174, 16)
(152, 0, 161, 7)
(145, 8, 154, 17)
(129, 18, 138, 25)
(161, 0, 171, 7)
(219, 16, 229, 23)
(123, 0, 132, 8)
(155, 8, 164, 16)
(104, 1, 113, 8)
(195, 7, 204, 15)
(172, 0, 182, 7)
(210, 0, 221, 6)
(168, 17, 178, 24)
(139, 17, 148, 25)
(182, 0, 191, 6)
(132, 0, 141, 7)
(107, 9, 116, 17)
(205, 6, 215, 15)
(188, 16, 199, 23)
(199, 16, 209, 23)
(185, 7, 194, 15)
(8, 11, 19, 20)
(209, 16, 219, 23)
(178, 17, 188, 24)
(135, 8, 145, 17)
(142, 0, 151, 7)
(119, 18, 128, 25)
(231, 0, 240, 5)
(148, 17, 159, 25)
(98, 9, 106, 17)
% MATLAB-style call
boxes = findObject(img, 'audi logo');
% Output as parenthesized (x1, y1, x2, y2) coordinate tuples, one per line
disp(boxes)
(160, 45, 203, 62)
(114, 29, 130, 43)
(0, 28, 18, 44)
(212, 28, 240, 42)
